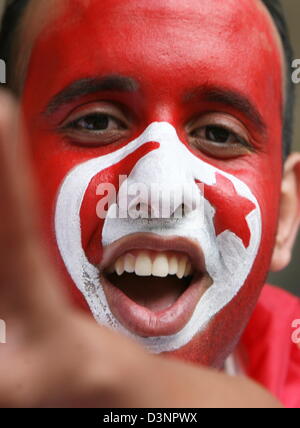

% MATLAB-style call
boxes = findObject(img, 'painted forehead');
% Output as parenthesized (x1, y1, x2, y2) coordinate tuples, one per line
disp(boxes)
(22, 0, 284, 108)
(12, 0, 63, 88)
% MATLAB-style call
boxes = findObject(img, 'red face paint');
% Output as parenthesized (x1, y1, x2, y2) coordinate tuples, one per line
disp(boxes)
(21, 0, 284, 366)
(200, 174, 256, 248)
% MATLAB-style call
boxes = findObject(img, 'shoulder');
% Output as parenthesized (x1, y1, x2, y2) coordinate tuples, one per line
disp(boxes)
(258, 284, 300, 313)
(240, 284, 300, 408)
(243, 284, 299, 340)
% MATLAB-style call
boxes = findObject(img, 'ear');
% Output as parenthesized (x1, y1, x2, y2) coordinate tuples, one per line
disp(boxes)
(271, 153, 300, 272)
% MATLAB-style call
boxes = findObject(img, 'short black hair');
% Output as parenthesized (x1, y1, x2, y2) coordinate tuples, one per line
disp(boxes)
(0, 0, 295, 158)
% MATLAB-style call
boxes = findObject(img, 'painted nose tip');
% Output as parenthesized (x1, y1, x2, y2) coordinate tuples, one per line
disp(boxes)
(121, 121, 203, 219)
(125, 181, 202, 220)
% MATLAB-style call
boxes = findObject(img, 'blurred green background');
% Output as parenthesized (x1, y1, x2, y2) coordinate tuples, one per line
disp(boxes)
(0, 0, 299, 295)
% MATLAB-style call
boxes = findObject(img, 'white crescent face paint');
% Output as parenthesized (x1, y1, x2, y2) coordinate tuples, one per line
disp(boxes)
(55, 122, 262, 353)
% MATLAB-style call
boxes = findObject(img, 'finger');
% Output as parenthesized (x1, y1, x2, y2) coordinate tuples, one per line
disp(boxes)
(0, 91, 68, 326)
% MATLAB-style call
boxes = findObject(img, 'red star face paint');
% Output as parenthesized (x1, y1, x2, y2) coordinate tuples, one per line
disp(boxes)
(21, 0, 284, 365)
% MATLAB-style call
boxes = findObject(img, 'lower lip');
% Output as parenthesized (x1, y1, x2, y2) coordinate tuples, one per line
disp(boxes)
(100, 273, 211, 337)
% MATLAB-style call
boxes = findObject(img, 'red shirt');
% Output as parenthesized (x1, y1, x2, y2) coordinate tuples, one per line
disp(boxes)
(241, 285, 300, 408)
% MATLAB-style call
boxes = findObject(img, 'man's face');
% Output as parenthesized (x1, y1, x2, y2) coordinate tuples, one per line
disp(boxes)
(20, 0, 283, 366)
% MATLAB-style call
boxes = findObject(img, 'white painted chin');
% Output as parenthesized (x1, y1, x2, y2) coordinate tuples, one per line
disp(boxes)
(54, 122, 262, 354)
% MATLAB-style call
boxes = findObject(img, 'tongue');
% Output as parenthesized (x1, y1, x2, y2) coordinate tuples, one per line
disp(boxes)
(108, 273, 191, 312)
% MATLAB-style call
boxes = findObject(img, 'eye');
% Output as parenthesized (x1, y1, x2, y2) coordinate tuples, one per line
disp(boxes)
(69, 113, 126, 132)
(187, 113, 253, 159)
(60, 102, 131, 146)
(192, 125, 246, 145)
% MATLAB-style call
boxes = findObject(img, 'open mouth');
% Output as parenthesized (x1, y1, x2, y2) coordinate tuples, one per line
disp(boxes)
(99, 234, 212, 337)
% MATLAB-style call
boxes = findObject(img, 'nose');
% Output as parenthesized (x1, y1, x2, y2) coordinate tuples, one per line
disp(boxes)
(120, 137, 202, 220)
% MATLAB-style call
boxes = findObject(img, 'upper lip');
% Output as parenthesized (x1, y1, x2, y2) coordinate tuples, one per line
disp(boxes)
(100, 233, 206, 274)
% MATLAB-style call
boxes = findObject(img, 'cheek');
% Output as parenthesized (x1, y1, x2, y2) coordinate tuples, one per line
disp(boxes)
(239, 157, 282, 257)
(165, 268, 265, 368)
(23, 132, 94, 309)
(167, 194, 279, 368)
(80, 142, 160, 265)
(23, 128, 130, 237)
(178, 160, 282, 366)
(27, 139, 84, 250)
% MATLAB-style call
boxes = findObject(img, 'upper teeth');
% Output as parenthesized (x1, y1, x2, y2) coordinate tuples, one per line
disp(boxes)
(106, 251, 193, 279)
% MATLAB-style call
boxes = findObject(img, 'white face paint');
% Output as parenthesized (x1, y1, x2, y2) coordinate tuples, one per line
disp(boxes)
(55, 122, 262, 353)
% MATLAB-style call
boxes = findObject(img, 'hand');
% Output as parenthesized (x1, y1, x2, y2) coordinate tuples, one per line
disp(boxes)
(0, 91, 282, 408)
(0, 91, 151, 408)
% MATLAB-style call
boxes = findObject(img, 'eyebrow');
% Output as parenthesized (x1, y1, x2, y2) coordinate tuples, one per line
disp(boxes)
(43, 75, 139, 115)
(184, 86, 268, 135)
